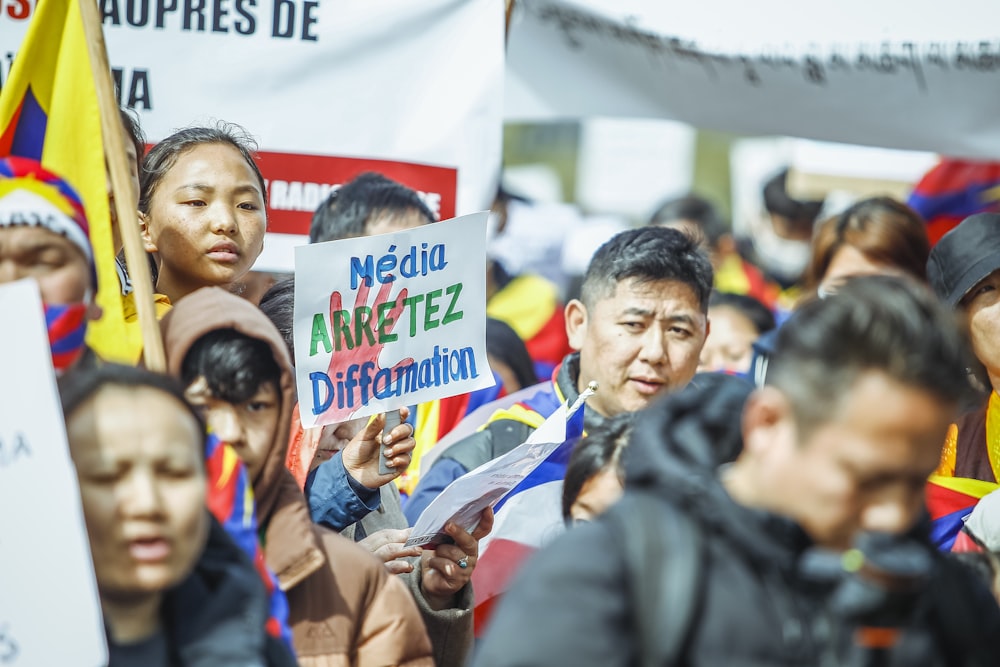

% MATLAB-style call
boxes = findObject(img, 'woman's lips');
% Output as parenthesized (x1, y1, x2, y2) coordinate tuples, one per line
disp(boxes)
(207, 242, 240, 263)
(128, 538, 171, 563)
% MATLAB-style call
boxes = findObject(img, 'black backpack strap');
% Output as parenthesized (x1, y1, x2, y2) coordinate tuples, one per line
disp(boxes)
(612, 491, 705, 667)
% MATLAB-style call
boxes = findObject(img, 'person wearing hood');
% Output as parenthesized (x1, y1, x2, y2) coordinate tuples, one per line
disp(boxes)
(159, 286, 434, 667)
(474, 276, 1000, 666)
(60, 363, 296, 666)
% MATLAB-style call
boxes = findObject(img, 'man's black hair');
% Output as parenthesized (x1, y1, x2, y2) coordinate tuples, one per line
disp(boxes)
(580, 226, 713, 312)
(309, 172, 435, 244)
(60, 363, 207, 450)
(767, 275, 979, 435)
(181, 329, 281, 404)
(762, 168, 824, 229)
(259, 278, 296, 361)
(709, 291, 776, 336)
(648, 194, 728, 246)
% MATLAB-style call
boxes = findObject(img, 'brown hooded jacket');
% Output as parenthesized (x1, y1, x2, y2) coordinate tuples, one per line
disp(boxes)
(160, 287, 434, 667)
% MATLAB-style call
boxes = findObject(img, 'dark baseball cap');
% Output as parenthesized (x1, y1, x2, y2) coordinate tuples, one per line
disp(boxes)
(927, 212, 1000, 306)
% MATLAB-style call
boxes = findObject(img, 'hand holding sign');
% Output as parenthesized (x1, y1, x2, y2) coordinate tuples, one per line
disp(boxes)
(318, 277, 413, 422)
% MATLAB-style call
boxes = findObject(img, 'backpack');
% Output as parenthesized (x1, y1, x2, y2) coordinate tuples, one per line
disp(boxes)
(608, 491, 706, 667)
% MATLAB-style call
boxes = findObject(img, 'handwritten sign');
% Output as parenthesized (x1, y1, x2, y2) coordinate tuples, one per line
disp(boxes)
(0, 280, 106, 666)
(407, 403, 570, 548)
(294, 212, 494, 427)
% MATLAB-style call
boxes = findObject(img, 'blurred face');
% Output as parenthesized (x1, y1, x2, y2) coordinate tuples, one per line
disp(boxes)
(699, 305, 759, 375)
(568, 278, 708, 417)
(740, 372, 954, 550)
(107, 126, 141, 253)
(961, 269, 1000, 390)
(310, 416, 367, 471)
(0, 226, 91, 303)
(67, 386, 207, 602)
(141, 143, 266, 301)
(819, 245, 901, 297)
(569, 468, 623, 524)
(185, 377, 280, 480)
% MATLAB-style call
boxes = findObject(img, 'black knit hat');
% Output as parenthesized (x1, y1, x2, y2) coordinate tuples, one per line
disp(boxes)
(927, 213, 1000, 306)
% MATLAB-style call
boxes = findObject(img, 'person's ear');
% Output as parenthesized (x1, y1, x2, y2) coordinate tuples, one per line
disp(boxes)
(741, 386, 792, 456)
(565, 299, 588, 351)
(139, 211, 158, 254)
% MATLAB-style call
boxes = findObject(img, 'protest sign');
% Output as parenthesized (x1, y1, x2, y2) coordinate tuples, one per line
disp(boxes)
(0, 0, 505, 272)
(407, 401, 573, 549)
(294, 212, 494, 428)
(506, 0, 1000, 158)
(0, 280, 106, 666)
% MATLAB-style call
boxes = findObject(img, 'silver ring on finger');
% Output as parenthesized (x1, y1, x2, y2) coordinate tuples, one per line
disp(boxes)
(457, 556, 469, 569)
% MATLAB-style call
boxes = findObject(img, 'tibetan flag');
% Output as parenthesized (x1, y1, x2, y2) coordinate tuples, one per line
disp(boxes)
(205, 430, 295, 652)
(907, 159, 1000, 246)
(926, 474, 999, 551)
(471, 403, 584, 637)
(0, 0, 129, 361)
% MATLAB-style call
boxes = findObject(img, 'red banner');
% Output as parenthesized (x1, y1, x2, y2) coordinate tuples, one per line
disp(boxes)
(255, 149, 458, 236)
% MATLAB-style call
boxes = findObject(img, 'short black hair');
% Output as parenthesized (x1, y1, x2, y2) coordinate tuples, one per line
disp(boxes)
(709, 291, 776, 336)
(580, 226, 713, 312)
(486, 318, 539, 390)
(562, 412, 633, 522)
(762, 168, 824, 230)
(309, 172, 435, 243)
(259, 278, 296, 362)
(60, 363, 206, 450)
(181, 329, 281, 404)
(767, 275, 978, 435)
(648, 194, 728, 246)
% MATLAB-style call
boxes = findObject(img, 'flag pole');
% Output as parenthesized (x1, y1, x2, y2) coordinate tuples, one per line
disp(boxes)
(505, 0, 515, 44)
(76, 0, 165, 371)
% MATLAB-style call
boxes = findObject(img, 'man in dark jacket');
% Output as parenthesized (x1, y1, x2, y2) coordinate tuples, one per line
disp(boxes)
(474, 275, 1000, 667)
(405, 226, 714, 524)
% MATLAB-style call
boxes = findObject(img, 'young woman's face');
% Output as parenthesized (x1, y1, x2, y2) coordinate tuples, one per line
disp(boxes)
(67, 386, 208, 602)
(142, 142, 266, 299)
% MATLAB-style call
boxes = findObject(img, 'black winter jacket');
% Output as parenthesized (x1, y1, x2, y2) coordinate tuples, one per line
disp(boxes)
(473, 376, 1000, 667)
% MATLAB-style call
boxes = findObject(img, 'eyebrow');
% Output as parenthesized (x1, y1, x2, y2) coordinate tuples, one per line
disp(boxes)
(621, 307, 697, 326)
(175, 183, 262, 197)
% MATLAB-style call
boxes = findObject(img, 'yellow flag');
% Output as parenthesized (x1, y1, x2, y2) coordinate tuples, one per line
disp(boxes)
(0, 0, 129, 362)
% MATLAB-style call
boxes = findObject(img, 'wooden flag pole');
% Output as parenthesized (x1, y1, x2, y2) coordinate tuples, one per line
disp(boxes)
(505, 0, 515, 44)
(77, 0, 165, 371)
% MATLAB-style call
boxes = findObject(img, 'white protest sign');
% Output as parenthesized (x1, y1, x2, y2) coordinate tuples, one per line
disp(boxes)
(294, 213, 494, 427)
(506, 0, 1000, 158)
(407, 403, 570, 549)
(0, 280, 106, 666)
(1, 0, 505, 272)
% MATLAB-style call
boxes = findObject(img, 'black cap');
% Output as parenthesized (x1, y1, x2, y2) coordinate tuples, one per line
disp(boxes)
(927, 213, 1000, 306)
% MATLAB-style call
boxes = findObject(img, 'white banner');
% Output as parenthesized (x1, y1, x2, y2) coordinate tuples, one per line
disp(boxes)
(294, 213, 494, 427)
(505, 0, 1000, 158)
(0, 0, 505, 271)
(0, 280, 106, 667)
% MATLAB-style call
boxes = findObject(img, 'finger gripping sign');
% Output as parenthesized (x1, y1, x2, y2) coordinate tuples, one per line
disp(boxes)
(294, 212, 494, 428)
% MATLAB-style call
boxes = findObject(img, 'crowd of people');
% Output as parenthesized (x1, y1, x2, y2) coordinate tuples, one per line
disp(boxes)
(7, 104, 1000, 666)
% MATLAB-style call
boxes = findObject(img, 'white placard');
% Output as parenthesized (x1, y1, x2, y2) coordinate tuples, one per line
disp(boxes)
(0, 280, 106, 666)
(506, 0, 1000, 158)
(407, 403, 569, 548)
(294, 213, 494, 427)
